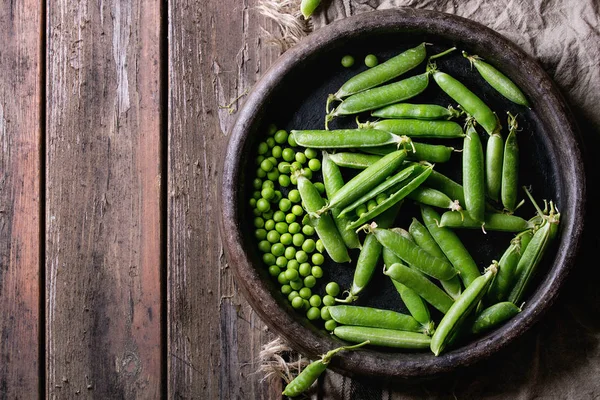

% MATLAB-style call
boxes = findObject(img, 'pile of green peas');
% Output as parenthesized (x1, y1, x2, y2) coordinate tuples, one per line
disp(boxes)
(250, 124, 343, 330)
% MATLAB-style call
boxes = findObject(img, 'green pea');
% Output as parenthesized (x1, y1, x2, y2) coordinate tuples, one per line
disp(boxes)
(268, 265, 281, 277)
(268, 124, 277, 135)
(263, 253, 276, 266)
(249, 198, 257, 208)
(301, 168, 313, 180)
(288, 133, 297, 147)
(272, 145, 283, 159)
(290, 279, 304, 291)
(299, 287, 312, 299)
(376, 193, 387, 205)
(266, 137, 275, 148)
(304, 276, 317, 288)
(305, 148, 318, 159)
(324, 319, 337, 331)
(284, 246, 296, 260)
(311, 266, 323, 278)
(272, 210, 285, 222)
(271, 243, 285, 257)
(262, 210, 274, 220)
(299, 263, 312, 277)
(276, 256, 288, 268)
(258, 240, 271, 253)
(307, 307, 321, 321)
(278, 161, 291, 174)
(278, 271, 289, 285)
(275, 129, 288, 144)
(287, 260, 300, 270)
(290, 174, 298, 186)
(321, 306, 331, 320)
(310, 295, 322, 308)
(278, 174, 291, 187)
(285, 269, 299, 281)
(367, 199, 378, 211)
(302, 225, 315, 236)
(315, 239, 324, 254)
(291, 161, 302, 172)
(311, 253, 325, 266)
(289, 222, 301, 234)
(288, 189, 301, 203)
(264, 219, 275, 231)
(279, 198, 292, 212)
(314, 182, 325, 194)
(282, 148, 295, 162)
(292, 233, 305, 247)
(323, 295, 336, 307)
(252, 208, 262, 217)
(256, 198, 270, 212)
(266, 230, 280, 243)
(296, 250, 309, 263)
(292, 296, 304, 309)
(365, 54, 379, 68)
(341, 55, 355, 68)
(261, 187, 274, 200)
(260, 159, 274, 172)
(253, 191, 261, 200)
(253, 217, 264, 229)
(256, 155, 265, 166)
(262, 180, 274, 189)
(256, 168, 266, 178)
(252, 178, 262, 190)
(275, 222, 288, 234)
(285, 213, 296, 224)
(308, 158, 321, 171)
(267, 169, 279, 181)
(258, 142, 268, 155)
(356, 204, 368, 217)
(295, 152, 307, 164)
(326, 282, 340, 297)
(281, 285, 292, 295)
(302, 239, 316, 253)
(280, 233, 292, 246)
(272, 190, 283, 204)
(288, 291, 299, 302)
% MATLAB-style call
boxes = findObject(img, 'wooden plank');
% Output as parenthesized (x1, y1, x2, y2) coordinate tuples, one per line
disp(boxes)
(46, 0, 162, 397)
(167, 1, 282, 398)
(0, 0, 43, 397)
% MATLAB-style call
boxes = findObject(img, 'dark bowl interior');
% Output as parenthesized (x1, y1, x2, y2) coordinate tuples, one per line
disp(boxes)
(220, 9, 585, 380)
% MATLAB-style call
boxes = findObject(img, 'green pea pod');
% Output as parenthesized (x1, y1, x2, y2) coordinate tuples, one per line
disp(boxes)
(328, 305, 424, 333)
(384, 262, 454, 313)
(430, 263, 498, 356)
(300, 0, 321, 19)
(471, 301, 521, 335)
(338, 164, 417, 218)
(333, 325, 431, 349)
(407, 187, 462, 211)
(463, 52, 529, 107)
(328, 73, 430, 124)
(487, 230, 533, 303)
(331, 44, 426, 100)
(291, 129, 407, 149)
(359, 119, 464, 139)
(296, 174, 351, 263)
(383, 248, 432, 328)
(431, 67, 498, 135)
(347, 164, 433, 230)
(363, 142, 455, 163)
(486, 131, 504, 202)
(372, 103, 462, 120)
(463, 119, 486, 224)
(409, 218, 462, 300)
(501, 113, 520, 212)
(321, 152, 361, 249)
(324, 149, 408, 213)
(421, 205, 481, 288)
(339, 202, 402, 302)
(424, 169, 466, 208)
(282, 341, 369, 397)
(328, 152, 382, 169)
(439, 211, 534, 232)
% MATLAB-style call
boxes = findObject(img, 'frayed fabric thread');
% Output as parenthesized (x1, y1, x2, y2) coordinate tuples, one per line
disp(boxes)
(257, 337, 311, 384)
(257, 0, 312, 51)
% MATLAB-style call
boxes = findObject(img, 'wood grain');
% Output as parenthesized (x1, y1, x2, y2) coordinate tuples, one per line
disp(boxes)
(167, 0, 282, 398)
(46, 0, 162, 397)
(0, 0, 43, 398)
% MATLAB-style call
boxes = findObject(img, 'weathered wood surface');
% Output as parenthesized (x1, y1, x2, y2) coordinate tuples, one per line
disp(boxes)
(0, 0, 43, 398)
(46, 0, 162, 398)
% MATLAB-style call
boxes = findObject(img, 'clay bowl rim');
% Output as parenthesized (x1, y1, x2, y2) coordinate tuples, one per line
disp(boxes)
(219, 8, 586, 380)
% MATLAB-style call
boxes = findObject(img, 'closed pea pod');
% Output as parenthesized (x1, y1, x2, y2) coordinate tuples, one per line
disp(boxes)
(334, 325, 431, 349)
(328, 305, 424, 333)
(424, 169, 466, 208)
(471, 301, 521, 335)
(406, 187, 462, 212)
(296, 173, 351, 263)
(439, 211, 534, 232)
(421, 205, 481, 287)
(358, 119, 464, 139)
(291, 129, 411, 149)
(502, 113, 521, 212)
(321, 152, 361, 249)
(463, 52, 529, 107)
(372, 103, 462, 120)
(485, 125, 504, 202)
(430, 262, 498, 356)
(300, 0, 321, 19)
(282, 341, 369, 397)
(463, 118, 486, 224)
(364, 142, 455, 163)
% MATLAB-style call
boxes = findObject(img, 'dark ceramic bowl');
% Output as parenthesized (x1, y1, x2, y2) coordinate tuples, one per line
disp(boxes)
(220, 8, 585, 379)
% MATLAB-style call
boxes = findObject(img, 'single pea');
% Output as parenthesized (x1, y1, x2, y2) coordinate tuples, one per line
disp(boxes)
(355, 203, 368, 217)
(288, 189, 301, 203)
(256, 155, 265, 166)
(299, 287, 312, 299)
(282, 148, 295, 162)
(315, 239, 324, 254)
(299, 263, 312, 277)
(253, 217, 264, 229)
(296, 250, 309, 264)
(304, 148, 318, 159)
(252, 208, 261, 217)
(256, 198, 271, 213)
(281, 285, 292, 295)
(268, 265, 281, 277)
(304, 275, 317, 288)
(302, 225, 315, 236)
(291, 296, 304, 309)
(284, 246, 296, 260)
(263, 253, 276, 266)
(288, 133, 297, 147)
(311, 253, 324, 266)
(285, 213, 296, 224)
(275, 222, 289, 234)
(285, 268, 299, 281)
(292, 233, 305, 247)
(258, 240, 271, 253)
(321, 306, 331, 320)
(262, 210, 274, 220)
(279, 198, 292, 212)
(290, 279, 304, 291)
(252, 178, 262, 190)
(311, 266, 323, 278)
(260, 159, 274, 172)
(341, 54, 355, 67)
(252, 191, 261, 200)
(376, 192, 388, 205)
(301, 168, 313, 180)
(261, 187, 275, 200)
(288, 259, 300, 270)
(302, 239, 316, 253)
(266, 230, 280, 243)
(267, 124, 278, 135)
(271, 145, 283, 159)
(290, 174, 298, 185)
(256, 168, 266, 178)
(257, 142, 269, 155)
(326, 282, 340, 297)
(267, 156, 277, 166)
(271, 243, 285, 257)
(255, 229, 267, 240)
(278, 175, 291, 188)
(267, 169, 279, 181)
(264, 219, 275, 231)
(310, 294, 322, 308)
(273, 210, 285, 222)
(262, 180, 274, 189)
(323, 295, 336, 307)
(295, 152, 307, 164)
(278, 161, 291, 174)
(290, 161, 303, 172)
(278, 271, 289, 285)
(274, 130, 288, 144)
(266, 137, 275, 148)
(307, 307, 321, 321)
(276, 256, 288, 268)
(367, 199, 378, 211)
(292, 205, 304, 216)
(280, 233, 293, 246)
(288, 291, 299, 302)
(308, 158, 321, 171)
(324, 319, 337, 331)
(288, 222, 301, 234)
(314, 182, 325, 194)
(364, 54, 379, 67)
(249, 198, 257, 208)
(303, 300, 311, 311)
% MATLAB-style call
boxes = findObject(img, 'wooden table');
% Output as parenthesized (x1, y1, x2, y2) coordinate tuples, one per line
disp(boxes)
(1, 1, 598, 399)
